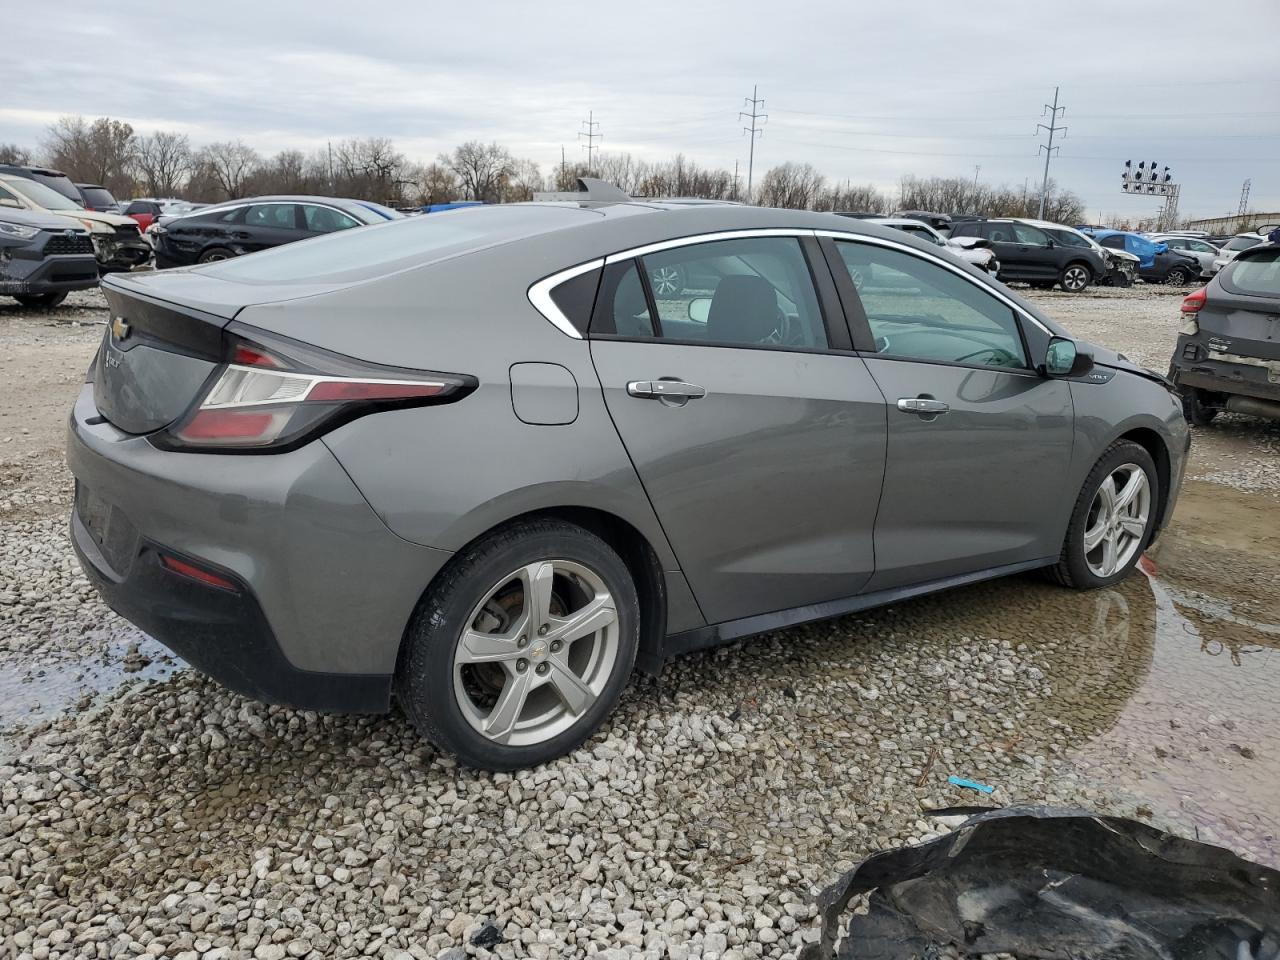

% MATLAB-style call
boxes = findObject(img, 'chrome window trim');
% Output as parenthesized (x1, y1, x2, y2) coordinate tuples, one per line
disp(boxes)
(527, 258, 605, 339)
(813, 229, 1054, 336)
(603, 228, 813, 264)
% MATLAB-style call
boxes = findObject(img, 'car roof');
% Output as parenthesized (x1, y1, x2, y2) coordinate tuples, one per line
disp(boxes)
(868, 217, 935, 228)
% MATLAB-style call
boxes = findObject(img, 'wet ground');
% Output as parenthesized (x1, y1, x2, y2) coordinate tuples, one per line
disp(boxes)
(2, 285, 1278, 956)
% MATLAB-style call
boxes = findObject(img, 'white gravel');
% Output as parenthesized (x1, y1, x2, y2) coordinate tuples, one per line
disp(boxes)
(2, 285, 1278, 959)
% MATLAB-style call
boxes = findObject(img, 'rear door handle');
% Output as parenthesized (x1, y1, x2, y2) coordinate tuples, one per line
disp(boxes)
(627, 380, 707, 400)
(897, 397, 950, 415)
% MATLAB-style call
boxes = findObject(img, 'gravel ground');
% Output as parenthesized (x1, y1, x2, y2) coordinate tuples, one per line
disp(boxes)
(1, 285, 1278, 959)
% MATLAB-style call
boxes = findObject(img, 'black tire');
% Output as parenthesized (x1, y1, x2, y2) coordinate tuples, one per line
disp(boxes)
(1059, 263, 1092, 293)
(396, 519, 640, 770)
(1164, 266, 1191, 286)
(13, 291, 68, 309)
(1181, 387, 1219, 426)
(1046, 440, 1159, 590)
(197, 247, 235, 264)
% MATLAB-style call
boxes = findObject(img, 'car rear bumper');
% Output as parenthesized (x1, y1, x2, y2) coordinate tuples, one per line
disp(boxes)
(0, 253, 100, 295)
(66, 383, 453, 711)
(1170, 340, 1280, 403)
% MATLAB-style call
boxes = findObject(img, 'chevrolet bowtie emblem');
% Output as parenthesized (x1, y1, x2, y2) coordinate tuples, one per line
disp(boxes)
(111, 316, 131, 341)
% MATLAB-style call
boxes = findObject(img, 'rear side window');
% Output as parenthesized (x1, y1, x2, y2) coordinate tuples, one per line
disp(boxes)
(246, 203, 299, 229)
(548, 266, 602, 336)
(637, 236, 827, 349)
(1224, 249, 1280, 296)
(590, 261, 656, 338)
(986, 223, 1016, 242)
(836, 241, 1027, 369)
(1012, 224, 1049, 246)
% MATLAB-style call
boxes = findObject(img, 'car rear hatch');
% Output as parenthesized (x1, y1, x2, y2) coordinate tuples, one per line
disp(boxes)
(1198, 249, 1280, 364)
(93, 270, 351, 434)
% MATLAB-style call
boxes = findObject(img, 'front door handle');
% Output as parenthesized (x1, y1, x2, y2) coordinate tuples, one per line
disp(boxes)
(897, 397, 950, 416)
(627, 379, 707, 400)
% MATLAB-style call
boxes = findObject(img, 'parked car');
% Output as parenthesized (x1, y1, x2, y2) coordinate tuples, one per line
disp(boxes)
(1147, 233, 1218, 279)
(866, 217, 998, 275)
(0, 206, 99, 307)
(0, 174, 150, 272)
(1209, 230, 1269, 275)
(69, 191, 1188, 769)
(151, 196, 401, 268)
(123, 198, 193, 232)
(1169, 241, 1280, 424)
(0, 164, 85, 206)
(1016, 219, 1138, 288)
(949, 218, 1107, 291)
(76, 184, 121, 214)
(1092, 230, 1199, 285)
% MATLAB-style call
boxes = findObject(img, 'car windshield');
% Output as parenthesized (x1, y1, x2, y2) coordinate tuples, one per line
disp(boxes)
(82, 187, 116, 206)
(1227, 249, 1280, 296)
(1224, 235, 1264, 252)
(5, 177, 85, 212)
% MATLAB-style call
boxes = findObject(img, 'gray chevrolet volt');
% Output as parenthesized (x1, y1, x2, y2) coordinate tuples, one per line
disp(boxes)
(68, 180, 1189, 769)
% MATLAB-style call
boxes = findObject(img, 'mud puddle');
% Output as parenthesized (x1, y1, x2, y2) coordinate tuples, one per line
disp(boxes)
(0, 621, 178, 754)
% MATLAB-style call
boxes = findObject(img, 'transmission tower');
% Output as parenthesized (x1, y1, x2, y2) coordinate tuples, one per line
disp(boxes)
(1036, 86, 1066, 219)
(578, 111, 601, 175)
(739, 85, 766, 202)
(1238, 178, 1252, 216)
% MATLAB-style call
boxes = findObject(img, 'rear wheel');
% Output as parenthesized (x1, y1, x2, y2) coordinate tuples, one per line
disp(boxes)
(1181, 387, 1219, 426)
(197, 247, 234, 264)
(1164, 265, 1192, 286)
(396, 519, 639, 770)
(1047, 440, 1158, 589)
(1059, 263, 1092, 293)
(12, 292, 68, 309)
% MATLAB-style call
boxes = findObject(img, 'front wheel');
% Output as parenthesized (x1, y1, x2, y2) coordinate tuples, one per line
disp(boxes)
(197, 247, 234, 264)
(1059, 263, 1092, 293)
(1047, 440, 1159, 589)
(1164, 266, 1192, 286)
(12, 291, 68, 309)
(396, 519, 639, 770)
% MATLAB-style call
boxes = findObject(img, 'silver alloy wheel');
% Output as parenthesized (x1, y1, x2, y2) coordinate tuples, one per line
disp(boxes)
(453, 560, 619, 746)
(649, 265, 683, 296)
(1083, 463, 1151, 578)
(202, 251, 230, 262)
(1062, 265, 1090, 291)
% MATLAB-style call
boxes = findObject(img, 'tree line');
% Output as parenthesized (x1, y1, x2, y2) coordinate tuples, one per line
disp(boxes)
(0, 114, 1085, 223)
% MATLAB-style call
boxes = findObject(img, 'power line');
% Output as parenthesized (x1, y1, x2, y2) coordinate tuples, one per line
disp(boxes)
(770, 106, 1280, 124)
(1037, 86, 1066, 219)
(578, 111, 601, 175)
(739, 84, 766, 201)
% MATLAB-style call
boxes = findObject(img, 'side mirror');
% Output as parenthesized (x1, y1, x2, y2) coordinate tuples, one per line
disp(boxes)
(1045, 238, 1056, 248)
(687, 297, 712, 323)
(1045, 337, 1095, 377)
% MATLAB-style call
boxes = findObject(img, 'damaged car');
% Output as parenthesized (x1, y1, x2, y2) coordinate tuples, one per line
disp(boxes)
(1170, 240, 1280, 424)
(0, 173, 150, 273)
(69, 183, 1188, 770)
(866, 217, 999, 275)
(1018, 219, 1138, 287)
(0, 206, 99, 308)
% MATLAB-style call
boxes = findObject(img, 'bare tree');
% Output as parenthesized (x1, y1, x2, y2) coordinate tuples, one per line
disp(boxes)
(0, 143, 33, 165)
(132, 131, 193, 197)
(442, 141, 515, 203)
(43, 116, 136, 195)
(504, 159, 543, 202)
(756, 162, 826, 209)
(200, 140, 261, 199)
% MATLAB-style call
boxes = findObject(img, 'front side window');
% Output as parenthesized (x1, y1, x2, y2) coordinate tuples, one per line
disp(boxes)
(1012, 224, 1049, 246)
(950, 223, 979, 238)
(1052, 230, 1090, 248)
(836, 241, 1027, 369)
(1189, 240, 1216, 254)
(246, 203, 299, 229)
(985, 222, 1016, 243)
(302, 205, 360, 233)
(638, 236, 826, 349)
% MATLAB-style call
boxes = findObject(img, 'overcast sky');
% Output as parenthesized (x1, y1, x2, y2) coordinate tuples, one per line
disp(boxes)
(5, 1, 1279, 219)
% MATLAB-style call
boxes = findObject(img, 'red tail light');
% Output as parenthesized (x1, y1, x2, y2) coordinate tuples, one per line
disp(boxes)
(160, 553, 240, 592)
(1181, 287, 1207, 314)
(156, 326, 476, 452)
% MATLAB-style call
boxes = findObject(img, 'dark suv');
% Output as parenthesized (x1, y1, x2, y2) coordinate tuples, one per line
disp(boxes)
(950, 219, 1107, 292)
(0, 206, 99, 307)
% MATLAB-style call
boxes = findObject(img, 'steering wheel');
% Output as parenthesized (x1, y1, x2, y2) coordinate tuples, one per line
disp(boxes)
(954, 346, 1018, 365)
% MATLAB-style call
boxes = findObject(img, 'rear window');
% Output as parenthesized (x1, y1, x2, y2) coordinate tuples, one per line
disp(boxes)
(200, 205, 596, 284)
(81, 187, 117, 207)
(1224, 248, 1280, 297)
(1223, 235, 1264, 252)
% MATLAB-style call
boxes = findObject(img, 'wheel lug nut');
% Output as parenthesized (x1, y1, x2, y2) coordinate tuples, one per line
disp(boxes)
(517, 635, 528, 648)
(516, 659, 529, 672)
(550, 640, 562, 653)
(535, 662, 549, 675)
(538, 625, 548, 636)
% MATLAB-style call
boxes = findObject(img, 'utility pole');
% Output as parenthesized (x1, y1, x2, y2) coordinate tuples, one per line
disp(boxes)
(973, 165, 981, 187)
(1238, 178, 1252, 216)
(1036, 86, 1066, 220)
(740, 85, 766, 202)
(732, 160, 740, 202)
(578, 112, 601, 176)
(327, 140, 334, 193)
(560, 145, 567, 189)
